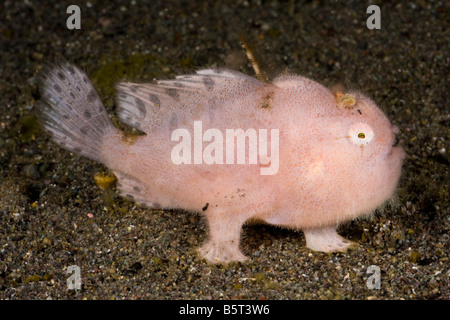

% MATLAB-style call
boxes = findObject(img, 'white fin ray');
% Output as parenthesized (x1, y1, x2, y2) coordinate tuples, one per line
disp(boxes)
(37, 61, 115, 162)
(114, 171, 160, 209)
(115, 68, 266, 134)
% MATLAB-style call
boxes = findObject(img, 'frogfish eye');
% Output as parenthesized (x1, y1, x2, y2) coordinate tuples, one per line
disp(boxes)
(348, 122, 374, 145)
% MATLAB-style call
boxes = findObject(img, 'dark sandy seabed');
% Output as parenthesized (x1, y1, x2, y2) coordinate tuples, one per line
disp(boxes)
(0, 0, 448, 300)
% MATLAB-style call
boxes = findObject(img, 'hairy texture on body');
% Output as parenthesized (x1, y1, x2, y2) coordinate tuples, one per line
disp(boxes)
(36, 61, 405, 263)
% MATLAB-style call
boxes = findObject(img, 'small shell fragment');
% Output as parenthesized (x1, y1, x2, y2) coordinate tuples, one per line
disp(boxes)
(94, 172, 116, 190)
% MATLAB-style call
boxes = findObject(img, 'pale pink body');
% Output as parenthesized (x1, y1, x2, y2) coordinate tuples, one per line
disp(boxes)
(37, 63, 405, 263)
